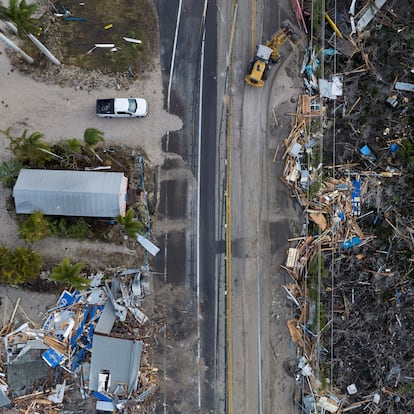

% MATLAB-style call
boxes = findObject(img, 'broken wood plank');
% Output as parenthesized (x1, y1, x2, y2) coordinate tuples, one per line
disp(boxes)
(273, 144, 280, 163)
(347, 96, 361, 116)
(272, 108, 279, 126)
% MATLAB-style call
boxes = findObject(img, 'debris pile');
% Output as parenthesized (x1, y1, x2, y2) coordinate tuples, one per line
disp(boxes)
(281, 0, 414, 412)
(0, 270, 158, 413)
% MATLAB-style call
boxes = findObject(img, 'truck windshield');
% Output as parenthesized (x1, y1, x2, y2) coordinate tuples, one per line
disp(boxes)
(128, 99, 137, 113)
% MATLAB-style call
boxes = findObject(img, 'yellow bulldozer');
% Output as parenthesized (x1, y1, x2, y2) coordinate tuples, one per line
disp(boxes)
(244, 20, 299, 88)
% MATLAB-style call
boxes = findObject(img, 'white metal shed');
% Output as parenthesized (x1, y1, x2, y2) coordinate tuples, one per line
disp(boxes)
(13, 169, 128, 217)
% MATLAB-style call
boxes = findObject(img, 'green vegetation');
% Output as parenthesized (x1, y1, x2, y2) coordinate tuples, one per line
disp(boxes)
(117, 208, 143, 238)
(312, 302, 327, 335)
(308, 254, 329, 301)
(0, 245, 41, 284)
(310, 147, 321, 169)
(19, 211, 51, 242)
(311, 0, 327, 38)
(4, 128, 51, 167)
(319, 362, 331, 391)
(307, 254, 329, 333)
(19, 214, 94, 242)
(50, 258, 90, 289)
(308, 181, 321, 198)
(83, 128, 105, 162)
(0, 158, 22, 186)
(0, 0, 38, 37)
(50, 218, 93, 239)
(399, 139, 414, 168)
(59, 138, 83, 158)
(398, 381, 414, 397)
(83, 128, 105, 149)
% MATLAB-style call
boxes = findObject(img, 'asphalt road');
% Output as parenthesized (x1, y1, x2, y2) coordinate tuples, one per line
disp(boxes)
(154, 0, 219, 412)
(225, 0, 300, 413)
(154, 0, 300, 412)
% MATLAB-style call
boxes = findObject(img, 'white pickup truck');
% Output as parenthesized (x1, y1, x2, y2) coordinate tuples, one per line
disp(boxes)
(96, 98, 148, 118)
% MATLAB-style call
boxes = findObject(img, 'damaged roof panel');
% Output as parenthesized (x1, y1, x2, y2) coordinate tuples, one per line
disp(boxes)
(94, 301, 117, 335)
(89, 334, 142, 394)
(356, 0, 387, 32)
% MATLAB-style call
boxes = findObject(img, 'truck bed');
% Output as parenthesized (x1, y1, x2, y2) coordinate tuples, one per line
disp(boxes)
(96, 99, 115, 115)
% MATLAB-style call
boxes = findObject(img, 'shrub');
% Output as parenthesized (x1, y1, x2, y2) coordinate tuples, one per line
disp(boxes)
(50, 218, 93, 239)
(66, 218, 93, 239)
(0, 245, 42, 284)
(19, 211, 51, 242)
(0, 158, 22, 186)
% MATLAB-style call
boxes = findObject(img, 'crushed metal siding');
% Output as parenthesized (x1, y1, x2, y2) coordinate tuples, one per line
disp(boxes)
(89, 334, 142, 394)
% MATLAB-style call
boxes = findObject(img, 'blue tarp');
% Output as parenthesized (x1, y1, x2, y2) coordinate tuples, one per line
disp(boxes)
(360, 145, 376, 161)
(342, 236, 361, 249)
(70, 304, 103, 371)
(92, 391, 113, 402)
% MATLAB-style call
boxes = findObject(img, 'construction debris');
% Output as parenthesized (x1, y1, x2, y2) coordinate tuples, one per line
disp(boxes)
(0, 270, 158, 413)
(280, 0, 414, 412)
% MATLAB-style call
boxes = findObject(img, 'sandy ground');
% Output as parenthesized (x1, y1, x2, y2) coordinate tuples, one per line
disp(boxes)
(0, 285, 58, 325)
(0, 40, 182, 318)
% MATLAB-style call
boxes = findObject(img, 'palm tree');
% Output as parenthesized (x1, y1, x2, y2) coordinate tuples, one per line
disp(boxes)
(84, 128, 105, 148)
(53, 138, 83, 168)
(50, 258, 90, 290)
(5, 128, 51, 166)
(0, 158, 22, 186)
(83, 128, 105, 162)
(0, 0, 60, 65)
(0, 0, 38, 38)
(117, 208, 143, 238)
(64, 138, 83, 155)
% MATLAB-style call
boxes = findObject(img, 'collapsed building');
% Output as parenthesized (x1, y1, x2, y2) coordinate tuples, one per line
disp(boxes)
(0, 270, 158, 413)
(282, 0, 414, 412)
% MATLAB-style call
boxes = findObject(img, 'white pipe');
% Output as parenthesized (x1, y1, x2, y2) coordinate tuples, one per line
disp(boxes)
(2, 19, 60, 65)
(123, 37, 142, 44)
(0, 33, 34, 63)
(3, 20, 18, 34)
(94, 43, 115, 48)
(27, 33, 61, 65)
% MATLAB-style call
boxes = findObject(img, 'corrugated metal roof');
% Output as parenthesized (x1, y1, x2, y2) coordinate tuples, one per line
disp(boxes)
(13, 169, 127, 217)
(89, 334, 142, 393)
(95, 301, 116, 335)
